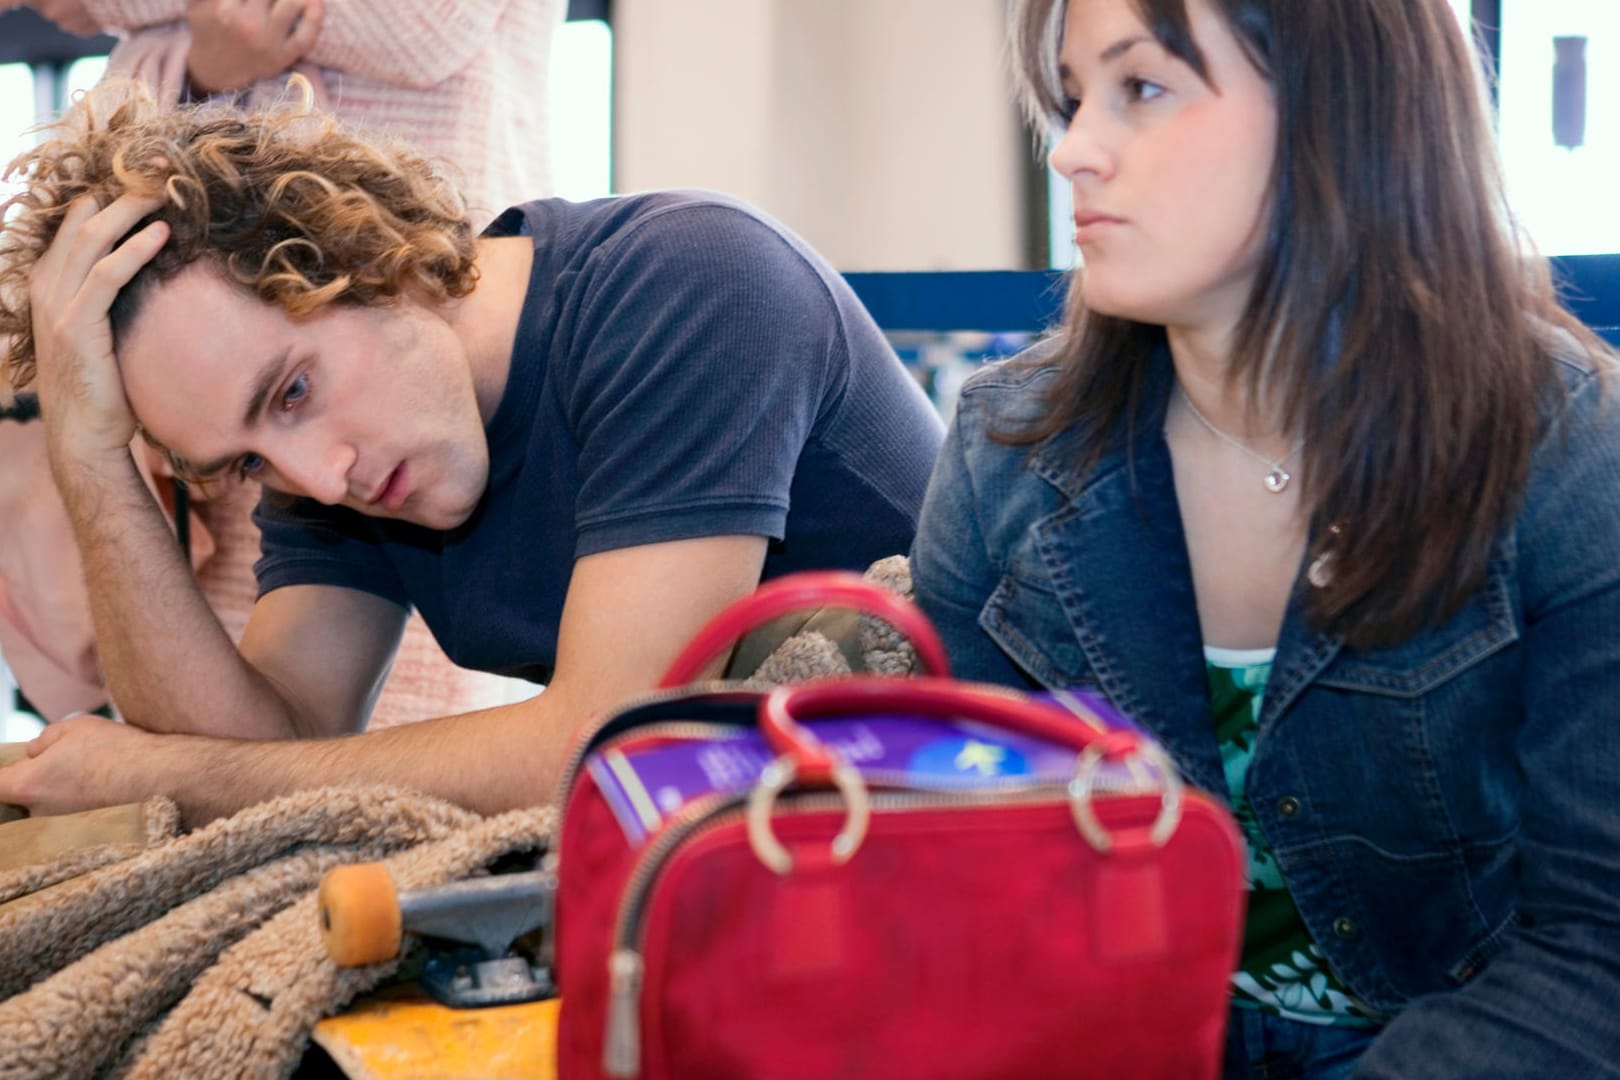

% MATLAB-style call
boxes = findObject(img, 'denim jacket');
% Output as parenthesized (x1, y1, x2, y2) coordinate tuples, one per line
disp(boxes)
(910, 348, 1620, 1078)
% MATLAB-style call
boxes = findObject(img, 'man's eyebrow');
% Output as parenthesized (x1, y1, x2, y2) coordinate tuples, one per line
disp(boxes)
(173, 449, 234, 482)
(243, 348, 292, 430)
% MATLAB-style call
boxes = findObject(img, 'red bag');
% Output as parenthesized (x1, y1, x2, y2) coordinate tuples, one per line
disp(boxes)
(554, 572, 1245, 1080)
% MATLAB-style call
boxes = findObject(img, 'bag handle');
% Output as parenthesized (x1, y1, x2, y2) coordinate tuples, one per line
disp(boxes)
(657, 571, 950, 689)
(759, 676, 1140, 783)
(748, 677, 1180, 870)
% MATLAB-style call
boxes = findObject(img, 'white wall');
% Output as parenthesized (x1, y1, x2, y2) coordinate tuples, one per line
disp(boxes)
(613, 0, 1029, 271)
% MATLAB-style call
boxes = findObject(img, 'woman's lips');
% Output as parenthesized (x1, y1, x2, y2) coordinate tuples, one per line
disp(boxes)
(1073, 211, 1124, 244)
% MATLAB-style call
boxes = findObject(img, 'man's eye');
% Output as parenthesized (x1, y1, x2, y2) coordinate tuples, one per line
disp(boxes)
(280, 373, 309, 410)
(236, 452, 265, 480)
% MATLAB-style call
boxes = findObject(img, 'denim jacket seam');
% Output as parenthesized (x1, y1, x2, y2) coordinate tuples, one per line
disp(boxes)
(1410, 696, 1499, 932)
(1316, 574, 1518, 696)
(1030, 505, 1147, 719)
(979, 587, 1065, 689)
(958, 395, 1004, 594)
(1274, 823, 1517, 863)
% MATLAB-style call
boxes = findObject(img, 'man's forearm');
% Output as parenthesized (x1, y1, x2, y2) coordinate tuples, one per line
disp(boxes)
(57, 452, 303, 738)
(163, 694, 568, 824)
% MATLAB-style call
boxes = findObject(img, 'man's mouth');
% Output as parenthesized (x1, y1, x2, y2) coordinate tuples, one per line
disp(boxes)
(375, 463, 409, 511)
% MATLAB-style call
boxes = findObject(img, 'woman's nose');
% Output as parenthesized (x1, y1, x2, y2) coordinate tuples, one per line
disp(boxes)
(1048, 105, 1116, 182)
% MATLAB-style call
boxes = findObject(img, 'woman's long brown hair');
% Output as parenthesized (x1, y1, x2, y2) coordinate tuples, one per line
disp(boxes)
(1009, 0, 1613, 650)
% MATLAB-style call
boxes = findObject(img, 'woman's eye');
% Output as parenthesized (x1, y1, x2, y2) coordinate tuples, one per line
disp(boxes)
(236, 452, 265, 480)
(1124, 77, 1166, 103)
(280, 373, 309, 410)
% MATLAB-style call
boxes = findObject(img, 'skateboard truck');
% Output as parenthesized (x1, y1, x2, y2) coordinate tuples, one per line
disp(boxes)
(319, 863, 558, 1008)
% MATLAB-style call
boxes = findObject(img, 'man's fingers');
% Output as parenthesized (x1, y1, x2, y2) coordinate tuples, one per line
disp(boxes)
(73, 220, 170, 316)
(51, 192, 168, 298)
(286, 0, 322, 54)
(267, 0, 305, 36)
(26, 723, 70, 757)
(0, 761, 27, 809)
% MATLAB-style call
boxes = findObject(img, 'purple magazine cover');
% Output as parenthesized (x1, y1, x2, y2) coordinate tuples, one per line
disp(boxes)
(586, 688, 1149, 847)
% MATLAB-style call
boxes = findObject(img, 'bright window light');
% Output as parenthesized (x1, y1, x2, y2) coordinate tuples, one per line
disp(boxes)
(65, 55, 108, 98)
(549, 18, 613, 200)
(1, 62, 37, 206)
(1498, 2, 1619, 254)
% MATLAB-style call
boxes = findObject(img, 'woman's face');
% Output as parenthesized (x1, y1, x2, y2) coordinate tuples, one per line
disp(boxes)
(1050, 0, 1277, 339)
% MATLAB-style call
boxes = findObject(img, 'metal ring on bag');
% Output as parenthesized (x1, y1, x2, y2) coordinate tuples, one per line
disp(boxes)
(746, 755, 871, 876)
(1068, 739, 1185, 853)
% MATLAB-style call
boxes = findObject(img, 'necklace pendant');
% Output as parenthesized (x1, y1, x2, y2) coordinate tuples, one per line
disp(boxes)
(1264, 467, 1291, 494)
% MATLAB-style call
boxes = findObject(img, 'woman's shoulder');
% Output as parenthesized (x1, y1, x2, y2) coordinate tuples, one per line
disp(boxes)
(955, 339, 1065, 430)
(1539, 330, 1618, 436)
(1520, 333, 1620, 526)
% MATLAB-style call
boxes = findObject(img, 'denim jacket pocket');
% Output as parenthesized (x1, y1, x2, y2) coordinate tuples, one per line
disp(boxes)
(1313, 558, 1519, 698)
(980, 573, 1094, 690)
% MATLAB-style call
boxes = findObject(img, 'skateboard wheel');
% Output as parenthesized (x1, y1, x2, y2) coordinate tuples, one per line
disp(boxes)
(319, 862, 403, 967)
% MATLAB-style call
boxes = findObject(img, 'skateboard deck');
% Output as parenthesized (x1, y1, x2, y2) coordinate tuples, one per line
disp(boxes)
(311, 985, 559, 1079)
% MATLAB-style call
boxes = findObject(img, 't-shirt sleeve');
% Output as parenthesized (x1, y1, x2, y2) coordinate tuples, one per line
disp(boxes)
(252, 493, 412, 607)
(560, 201, 844, 557)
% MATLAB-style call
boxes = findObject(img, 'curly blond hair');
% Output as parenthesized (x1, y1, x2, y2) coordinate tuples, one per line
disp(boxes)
(0, 79, 479, 393)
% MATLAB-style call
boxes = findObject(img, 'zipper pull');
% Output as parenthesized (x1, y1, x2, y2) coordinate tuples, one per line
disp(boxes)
(603, 948, 645, 1078)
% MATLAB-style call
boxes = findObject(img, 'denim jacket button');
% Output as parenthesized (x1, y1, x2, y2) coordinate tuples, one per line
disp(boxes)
(1333, 916, 1359, 939)
(1277, 796, 1302, 818)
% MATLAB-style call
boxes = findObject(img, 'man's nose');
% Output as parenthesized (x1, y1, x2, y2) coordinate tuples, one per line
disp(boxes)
(276, 438, 356, 506)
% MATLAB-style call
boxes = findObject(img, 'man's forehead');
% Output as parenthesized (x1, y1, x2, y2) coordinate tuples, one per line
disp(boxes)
(119, 268, 287, 461)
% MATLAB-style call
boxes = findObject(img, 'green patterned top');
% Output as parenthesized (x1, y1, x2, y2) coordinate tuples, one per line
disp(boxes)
(1206, 646, 1377, 1028)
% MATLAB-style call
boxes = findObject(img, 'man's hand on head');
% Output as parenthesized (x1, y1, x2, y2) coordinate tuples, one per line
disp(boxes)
(0, 713, 158, 817)
(28, 193, 168, 485)
(186, 0, 325, 96)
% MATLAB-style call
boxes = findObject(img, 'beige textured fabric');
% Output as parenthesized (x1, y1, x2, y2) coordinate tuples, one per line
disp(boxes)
(750, 555, 919, 684)
(0, 795, 179, 883)
(859, 554, 921, 676)
(0, 787, 473, 1000)
(121, 808, 553, 1080)
(0, 785, 549, 1079)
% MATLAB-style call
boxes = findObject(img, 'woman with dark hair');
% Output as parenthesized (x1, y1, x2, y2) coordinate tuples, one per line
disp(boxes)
(911, 0, 1620, 1075)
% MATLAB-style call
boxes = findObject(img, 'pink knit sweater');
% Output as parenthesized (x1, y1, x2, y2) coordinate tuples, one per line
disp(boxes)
(84, 0, 563, 227)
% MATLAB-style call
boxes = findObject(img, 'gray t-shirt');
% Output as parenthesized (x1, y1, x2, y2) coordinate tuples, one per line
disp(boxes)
(254, 191, 943, 682)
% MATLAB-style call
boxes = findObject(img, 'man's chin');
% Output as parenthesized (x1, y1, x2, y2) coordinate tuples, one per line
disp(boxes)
(399, 496, 480, 532)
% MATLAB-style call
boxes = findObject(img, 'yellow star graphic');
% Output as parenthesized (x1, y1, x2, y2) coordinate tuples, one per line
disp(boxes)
(954, 740, 1006, 776)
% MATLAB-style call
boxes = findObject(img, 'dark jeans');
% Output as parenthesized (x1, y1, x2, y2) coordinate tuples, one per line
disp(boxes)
(1223, 1008, 1379, 1080)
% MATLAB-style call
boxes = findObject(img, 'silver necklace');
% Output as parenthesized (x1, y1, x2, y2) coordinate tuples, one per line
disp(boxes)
(1175, 384, 1304, 494)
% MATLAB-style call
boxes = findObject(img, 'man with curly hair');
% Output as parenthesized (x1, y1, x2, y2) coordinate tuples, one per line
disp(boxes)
(0, 87, 943, 823)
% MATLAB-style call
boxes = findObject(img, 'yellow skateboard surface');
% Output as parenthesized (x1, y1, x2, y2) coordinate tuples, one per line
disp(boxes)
(311, 985, 559, 1079)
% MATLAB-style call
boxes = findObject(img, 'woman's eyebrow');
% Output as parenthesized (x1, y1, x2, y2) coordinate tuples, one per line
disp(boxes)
(1060, 34, 1155, 82)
